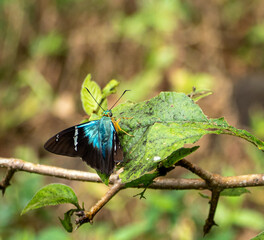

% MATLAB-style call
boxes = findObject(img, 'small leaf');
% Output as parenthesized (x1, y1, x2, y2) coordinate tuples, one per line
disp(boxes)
(86, 113, 100, 122)
(80, 74, 106, 116)
(198, 192, 210, 199)
(97, 171, 110, 185)
(102, 79, 120, 98)
(188, 89, 213, 102)
(125, 172, 159, 188)
(59, 209, 76, 232)
(251, 231, 264, 240)
(221, 188, 250, 197)
(21, 184, 80, 215)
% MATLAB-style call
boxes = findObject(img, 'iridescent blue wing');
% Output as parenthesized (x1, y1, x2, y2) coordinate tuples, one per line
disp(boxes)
(44, 120, 123, 174)
(97, 117, 123, 174)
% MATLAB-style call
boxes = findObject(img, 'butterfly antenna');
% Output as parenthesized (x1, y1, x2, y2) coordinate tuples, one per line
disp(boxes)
(110, 90, 131, 109)
(85, 87, 105, 111)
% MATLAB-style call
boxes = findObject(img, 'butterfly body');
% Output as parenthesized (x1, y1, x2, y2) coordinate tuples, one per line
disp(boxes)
(44, 110, 123, 175)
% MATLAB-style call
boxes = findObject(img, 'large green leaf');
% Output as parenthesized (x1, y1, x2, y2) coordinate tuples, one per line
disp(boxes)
(21, 184, 80, 215)
(111, 92, 264, 183)
(125, 146, 199, 188)
(251, 231, 264, 240)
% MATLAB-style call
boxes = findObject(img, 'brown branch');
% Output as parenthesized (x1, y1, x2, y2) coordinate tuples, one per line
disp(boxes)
(75, 180, 123, 226)
(0, 158, 103, 182)
(1, 158, 264, 190)
(176, 159, 215, 183)
(2, 157, 264, 235)
(177, 159, 225, 234)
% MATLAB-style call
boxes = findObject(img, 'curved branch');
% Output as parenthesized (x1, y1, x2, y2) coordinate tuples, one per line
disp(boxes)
(2, 157, 264, 235)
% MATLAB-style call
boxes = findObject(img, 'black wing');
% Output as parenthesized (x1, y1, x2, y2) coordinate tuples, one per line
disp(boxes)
(44, 120, 123, 175)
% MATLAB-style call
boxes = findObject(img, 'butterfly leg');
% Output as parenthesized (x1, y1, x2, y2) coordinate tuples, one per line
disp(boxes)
(113, 118, 134, 136)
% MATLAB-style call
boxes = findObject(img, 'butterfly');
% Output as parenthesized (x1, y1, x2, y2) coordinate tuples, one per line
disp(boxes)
(44, 88, 131, 175)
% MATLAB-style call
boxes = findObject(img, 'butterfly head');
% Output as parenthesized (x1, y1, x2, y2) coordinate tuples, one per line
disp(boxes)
(103, 110, 113, 117)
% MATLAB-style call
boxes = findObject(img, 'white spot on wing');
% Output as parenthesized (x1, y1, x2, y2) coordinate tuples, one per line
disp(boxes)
(56, 134, 59, 142)
(153, 156, 161, 161)
(114, 134, 117, 151)
(73, 126, 78, 151)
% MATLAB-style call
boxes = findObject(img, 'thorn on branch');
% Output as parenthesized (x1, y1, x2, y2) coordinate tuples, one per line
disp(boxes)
(203, 190, 221, 236)
(0, 168, 16, 196)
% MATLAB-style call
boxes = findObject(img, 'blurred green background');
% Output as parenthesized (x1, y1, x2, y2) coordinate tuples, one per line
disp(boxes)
(0, 1, 264, 239)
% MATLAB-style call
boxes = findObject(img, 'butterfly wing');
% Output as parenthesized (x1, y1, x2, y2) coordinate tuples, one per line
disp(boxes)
(44, 119, 123, 174)
(96, 117, 123, 174)
(44, 121, 99, 157)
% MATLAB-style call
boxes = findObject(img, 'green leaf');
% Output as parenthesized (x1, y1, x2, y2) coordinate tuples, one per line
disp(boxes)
(208, 118, 264, 150)
(80, 74, 107, 116)
(251, 231, 264, 240)
(111, 92, 264, 183)
(21, 184, 80, 215)
(124, 147, 199, 188)
(188, 89, 213, 102)
(102, 79, 120, 98)
(80, 75, 121, 119)
(59, 209, 76, 232)
(125, 172, 159, 188)
(221, 188, 250, 197)
(162, 146, 199, 168)
(97, 171, 109, 185)
(198, 192, 210, 199)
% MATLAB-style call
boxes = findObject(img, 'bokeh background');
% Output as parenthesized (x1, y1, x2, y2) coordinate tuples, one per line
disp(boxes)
(1, 1, 264, 239)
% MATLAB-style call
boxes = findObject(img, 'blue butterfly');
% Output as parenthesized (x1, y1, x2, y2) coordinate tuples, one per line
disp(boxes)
(44, 89, 131, 175)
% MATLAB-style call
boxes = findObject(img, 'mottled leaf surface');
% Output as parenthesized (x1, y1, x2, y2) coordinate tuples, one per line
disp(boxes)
(111, 92, 264, 183)
(251, 231, 264, 240)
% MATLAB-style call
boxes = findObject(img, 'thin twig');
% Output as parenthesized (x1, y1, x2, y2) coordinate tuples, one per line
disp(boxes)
(203, 190, 220, 235)
(75, 180, 123, 226)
